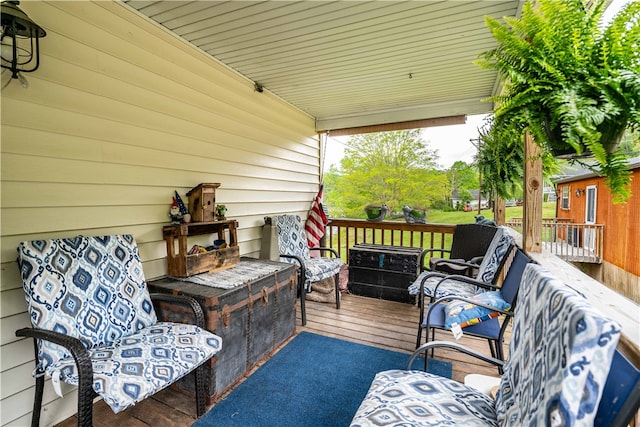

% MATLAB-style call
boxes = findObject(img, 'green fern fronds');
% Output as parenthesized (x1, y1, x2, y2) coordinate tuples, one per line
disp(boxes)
(477, 0, 640, 202)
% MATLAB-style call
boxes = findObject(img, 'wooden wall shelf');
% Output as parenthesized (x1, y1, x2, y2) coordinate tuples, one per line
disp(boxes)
(163, 220, 239, 277)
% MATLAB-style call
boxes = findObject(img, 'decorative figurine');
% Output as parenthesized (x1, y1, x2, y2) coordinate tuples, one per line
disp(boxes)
(169, 198, 183, 224)
(364, 204, 388, 222)
(174, 191, 189, 215)
(216, 204, 227, 221)
(402, 205, 427, 224)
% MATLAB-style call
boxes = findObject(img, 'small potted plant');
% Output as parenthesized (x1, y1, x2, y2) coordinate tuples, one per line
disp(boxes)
(215, 204, 227, 221)
(476, 0, 640, 202)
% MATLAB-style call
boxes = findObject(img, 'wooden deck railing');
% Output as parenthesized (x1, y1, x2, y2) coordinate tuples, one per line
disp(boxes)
(505, 219, 604, 263)
(325, 219, 456, 263)
(325, 218, 603, 264)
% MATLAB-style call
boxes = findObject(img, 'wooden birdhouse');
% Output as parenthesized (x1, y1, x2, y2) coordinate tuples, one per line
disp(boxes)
(187, 183, 220, 222)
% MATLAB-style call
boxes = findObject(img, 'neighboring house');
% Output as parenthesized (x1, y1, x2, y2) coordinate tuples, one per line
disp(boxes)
(553, 157, 640, 303)
(450, 189, 489, 210)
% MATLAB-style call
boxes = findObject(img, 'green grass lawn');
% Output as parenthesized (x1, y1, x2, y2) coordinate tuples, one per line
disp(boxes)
(426, 202, 557, 224)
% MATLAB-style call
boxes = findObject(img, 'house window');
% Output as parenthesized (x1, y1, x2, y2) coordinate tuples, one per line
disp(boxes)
(561, 186, 570, 209)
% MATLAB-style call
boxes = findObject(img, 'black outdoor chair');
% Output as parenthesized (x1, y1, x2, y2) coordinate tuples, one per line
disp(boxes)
(423, 223, 498, 277)
(269, 214, 342, 326)
(15, 235, 222, 427)
(419, 248, 533, 369)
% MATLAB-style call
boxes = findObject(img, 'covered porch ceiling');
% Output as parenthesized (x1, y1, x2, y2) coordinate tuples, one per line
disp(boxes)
(123, 1, 523, 133)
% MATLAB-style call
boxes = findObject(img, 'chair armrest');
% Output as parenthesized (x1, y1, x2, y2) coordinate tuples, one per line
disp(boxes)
(150, 293, 206, 329)
(15, 327, 94, 378)
(279, 254, 306, 284)
(420, 248, 452, 270)
(408, 340, 504, 371)
(308, 247, 340, 258)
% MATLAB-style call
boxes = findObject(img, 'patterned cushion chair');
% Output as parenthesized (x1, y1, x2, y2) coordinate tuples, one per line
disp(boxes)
(15, 235, 222, 427)
(418, 248, 533, 363)
(408, 227, 515, 301)
(269, 214, 342, 325)
(350, 263, 628, 427)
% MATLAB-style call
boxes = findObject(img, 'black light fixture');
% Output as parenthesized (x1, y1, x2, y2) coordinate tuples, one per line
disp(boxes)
(1, 1, 46, 83)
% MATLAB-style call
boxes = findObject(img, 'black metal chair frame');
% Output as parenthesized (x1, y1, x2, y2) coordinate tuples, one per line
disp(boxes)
(415, 244, 516, 349)
(279, 247, 341, 326)
(417, 248, 533, 369)
(16, 293, 210, 427)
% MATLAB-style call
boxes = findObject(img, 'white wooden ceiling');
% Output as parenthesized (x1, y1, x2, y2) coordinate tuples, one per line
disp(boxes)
(124, 1, 523, 131)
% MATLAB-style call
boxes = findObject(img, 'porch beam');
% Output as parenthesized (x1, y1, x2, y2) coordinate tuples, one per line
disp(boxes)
(324, 115, 465, 137)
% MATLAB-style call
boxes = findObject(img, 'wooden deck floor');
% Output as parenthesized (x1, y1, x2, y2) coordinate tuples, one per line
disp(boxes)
(55, 294, 506, 427)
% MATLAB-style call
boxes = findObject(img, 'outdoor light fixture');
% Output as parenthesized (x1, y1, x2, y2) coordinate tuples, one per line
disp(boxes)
(1, 0, 46, 86)
(575, 188, 585, 198)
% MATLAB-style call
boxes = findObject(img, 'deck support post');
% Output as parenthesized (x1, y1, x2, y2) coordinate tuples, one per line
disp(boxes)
(524, 132, 543, 252)
(494, 197, 506, 225)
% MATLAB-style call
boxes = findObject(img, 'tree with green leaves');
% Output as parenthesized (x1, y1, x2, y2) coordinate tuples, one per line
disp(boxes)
(446, 161, 479, 209)
(324, 130, 448, 218)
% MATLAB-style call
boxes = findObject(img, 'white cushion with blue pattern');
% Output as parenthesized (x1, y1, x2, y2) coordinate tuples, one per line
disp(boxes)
(408, 227, 514, 299)
(273, 215, 342, 290)
(350, 370, 498, 427)
(495, 264, 620, 425)
(352, 263, 621, 426)
(17, 235, 223, 414)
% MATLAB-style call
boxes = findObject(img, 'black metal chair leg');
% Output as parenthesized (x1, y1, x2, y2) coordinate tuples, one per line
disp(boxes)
(195, 364, 206, 417)
(31, 373, 44, 427)
(300, 281, 307, 326)
(334, 274, 340, 310)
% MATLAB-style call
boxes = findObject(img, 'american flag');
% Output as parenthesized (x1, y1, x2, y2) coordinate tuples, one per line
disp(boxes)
(305, 185, 328, 249)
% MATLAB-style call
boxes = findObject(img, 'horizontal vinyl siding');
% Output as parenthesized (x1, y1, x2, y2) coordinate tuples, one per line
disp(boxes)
(0, 2, 319, 425)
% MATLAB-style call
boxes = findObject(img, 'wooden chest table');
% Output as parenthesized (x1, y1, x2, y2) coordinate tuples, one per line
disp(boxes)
(148, 258, 297, 403)
(348, 244, 420, 303)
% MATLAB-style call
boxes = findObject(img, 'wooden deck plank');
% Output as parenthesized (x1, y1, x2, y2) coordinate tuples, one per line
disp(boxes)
(54, 293, 506, 427)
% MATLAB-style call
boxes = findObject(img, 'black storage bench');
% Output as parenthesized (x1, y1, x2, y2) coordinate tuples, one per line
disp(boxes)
(348, 244, 421, 303)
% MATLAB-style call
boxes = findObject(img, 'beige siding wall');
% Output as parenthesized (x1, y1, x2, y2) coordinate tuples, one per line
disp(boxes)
(0, 2, 319, 426)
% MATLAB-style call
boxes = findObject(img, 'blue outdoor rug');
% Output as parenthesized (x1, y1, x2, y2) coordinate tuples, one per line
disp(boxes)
(192, 331, 452, 427)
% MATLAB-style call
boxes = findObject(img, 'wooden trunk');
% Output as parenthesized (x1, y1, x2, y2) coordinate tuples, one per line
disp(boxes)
(148, 259, 297, 404)
(348, 244, 420, 303)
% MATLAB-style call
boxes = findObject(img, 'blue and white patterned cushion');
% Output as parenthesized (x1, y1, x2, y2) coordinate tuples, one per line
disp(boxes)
(274, 214, 311, 260)
(273, 214, 342, 290)
(17, 235, 223, 414)
(351, 264, 621, 427)
(48, 322, 221, 413)
(407, 272, 478, 299)
(408, 227, 514, 298)
(494, 264, 620, 426)
(475, 227, 513, 284)
(18, 235, 158, 368)
(350, 370, 498, 427)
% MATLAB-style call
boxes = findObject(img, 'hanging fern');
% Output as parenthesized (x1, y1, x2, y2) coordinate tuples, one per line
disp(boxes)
(476, 117, 560, 200)
(476, 0, 640, 202)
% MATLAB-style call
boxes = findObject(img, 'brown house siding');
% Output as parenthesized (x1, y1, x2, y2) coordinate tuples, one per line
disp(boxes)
(556, 169, 640, 301)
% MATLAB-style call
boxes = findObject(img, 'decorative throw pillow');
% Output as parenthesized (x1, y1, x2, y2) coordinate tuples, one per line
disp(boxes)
(444, 291, 510, 329)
